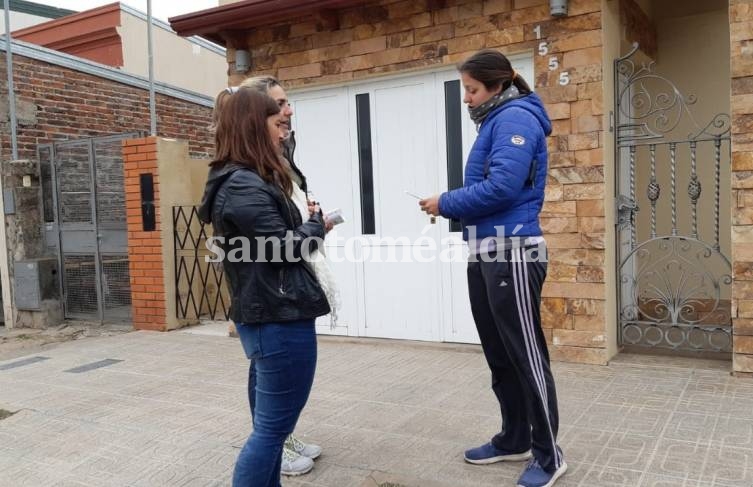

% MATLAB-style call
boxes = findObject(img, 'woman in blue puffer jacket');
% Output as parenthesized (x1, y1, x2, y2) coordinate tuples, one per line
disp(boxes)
(420, 49, 566, 487)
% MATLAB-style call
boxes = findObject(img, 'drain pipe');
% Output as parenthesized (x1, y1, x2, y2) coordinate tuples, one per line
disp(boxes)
(4, 0, 18, 160)
(1, 0, 16, 329)
(147, 0, 156, 136)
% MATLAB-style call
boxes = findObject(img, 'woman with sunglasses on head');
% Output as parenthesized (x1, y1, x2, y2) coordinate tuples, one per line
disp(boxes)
(199, 87, 329, 487)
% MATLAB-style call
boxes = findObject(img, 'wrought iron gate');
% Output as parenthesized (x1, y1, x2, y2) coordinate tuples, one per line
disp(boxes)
(614, 45, 733, 354)
(38, 133, 140, 322)
(173, 205, 230, 321)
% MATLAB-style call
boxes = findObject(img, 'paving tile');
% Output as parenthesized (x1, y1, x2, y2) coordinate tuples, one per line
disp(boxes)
(638, 473, 696, 486)
(560, 427, 613, 465)
(700, 444, 753, 486)
(428, 459, 520, 486)
(663, 412, 718, 444)
(683, 371, 731, 397)
(299, 461, 374, 486)
(124, 461, 197, 487)
(711, 415, 753, 449)
(575, 402, 671, 437)
(676, 391, 724, 416)
(0, 331, 749, 486)
(50, 480, 99, 487)
(579, 465, 644, 486)
(549, 460, 591, 486)
(1, 466, 70, 487)
(597, 387, 679, 410)
(595, 432, 659, 472)
(646, 439, 709, 482)
(718, 395, 753, 420)
(558, 399, 594, 427)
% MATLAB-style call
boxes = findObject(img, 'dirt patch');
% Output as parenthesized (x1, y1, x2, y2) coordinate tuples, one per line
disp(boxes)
(0, 322, 131, 361)
(0, 409, 15, 421)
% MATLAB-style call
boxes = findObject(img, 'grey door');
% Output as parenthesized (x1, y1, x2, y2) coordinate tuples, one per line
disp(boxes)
(42, 134, 139, 323)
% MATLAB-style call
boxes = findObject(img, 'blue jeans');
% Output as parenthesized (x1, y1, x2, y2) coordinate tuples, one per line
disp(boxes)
(233, 320, 317, 487)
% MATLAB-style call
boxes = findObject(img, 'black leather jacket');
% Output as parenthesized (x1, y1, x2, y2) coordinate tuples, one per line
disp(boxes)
(198, 163, 330, 324)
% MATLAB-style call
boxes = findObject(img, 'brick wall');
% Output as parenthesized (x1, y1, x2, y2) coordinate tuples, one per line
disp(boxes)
(0, 52, 214, 162)
(232, 0, 608, 364)
(730, 0, 753, 375)
(123, 137, 167, 331)
(0, 51, 214, 331)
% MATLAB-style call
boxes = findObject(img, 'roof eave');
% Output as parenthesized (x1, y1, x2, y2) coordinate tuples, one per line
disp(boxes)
(169, 0, 365, 47)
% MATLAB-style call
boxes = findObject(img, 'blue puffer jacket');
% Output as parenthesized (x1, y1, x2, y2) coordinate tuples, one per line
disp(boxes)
(439, 92, 552, 241)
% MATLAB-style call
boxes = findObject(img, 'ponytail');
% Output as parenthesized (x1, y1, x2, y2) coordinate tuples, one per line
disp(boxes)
(513, 74, 532, 95)
(459, 49, 531, 95)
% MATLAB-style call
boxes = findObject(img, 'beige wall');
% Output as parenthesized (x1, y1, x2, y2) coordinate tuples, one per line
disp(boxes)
(1, 11, 53, 32)
(218, 0, 244, 5)
(156, 138, 213, 330)
(632, 5, 731, 275)
(652, 0, 727, 20)
(119, 11, 228, 98)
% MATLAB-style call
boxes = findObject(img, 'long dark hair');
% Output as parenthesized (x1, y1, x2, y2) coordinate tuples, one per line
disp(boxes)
(209, 88, 233, 132)
(458, 49, 532, 94)
(211, 87, 293, 196)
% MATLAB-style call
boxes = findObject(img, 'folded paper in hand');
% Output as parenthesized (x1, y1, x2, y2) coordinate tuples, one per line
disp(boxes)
(325, 208, 345, 226)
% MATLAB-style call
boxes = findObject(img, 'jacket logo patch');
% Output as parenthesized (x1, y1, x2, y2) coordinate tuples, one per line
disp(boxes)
(511, 135, 526, 145)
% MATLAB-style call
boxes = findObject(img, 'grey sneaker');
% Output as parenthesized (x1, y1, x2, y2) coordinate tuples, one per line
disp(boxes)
(281, 447, 314, 476)
(285, 434, 322, 460)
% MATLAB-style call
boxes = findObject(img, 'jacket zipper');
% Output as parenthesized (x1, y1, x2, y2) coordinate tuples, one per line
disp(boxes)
(277, 190, 296, 226)
(278, 268, 286, 295)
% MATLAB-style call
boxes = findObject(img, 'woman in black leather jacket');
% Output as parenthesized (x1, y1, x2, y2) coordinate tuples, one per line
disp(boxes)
(198, 87, 329, 487)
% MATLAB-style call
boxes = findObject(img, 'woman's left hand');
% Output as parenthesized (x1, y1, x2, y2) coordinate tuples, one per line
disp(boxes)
(419, 195, 441, 216)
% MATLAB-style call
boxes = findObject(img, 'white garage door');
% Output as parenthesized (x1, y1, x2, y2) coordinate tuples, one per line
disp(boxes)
(289, 54, 534, 344)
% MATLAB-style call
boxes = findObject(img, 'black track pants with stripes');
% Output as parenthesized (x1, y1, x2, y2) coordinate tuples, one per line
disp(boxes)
(467, 246, 563, 473)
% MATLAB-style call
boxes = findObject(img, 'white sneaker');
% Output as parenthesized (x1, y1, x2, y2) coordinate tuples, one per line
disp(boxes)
(285, 434, 322, 460)
(281, 446, 314, 476)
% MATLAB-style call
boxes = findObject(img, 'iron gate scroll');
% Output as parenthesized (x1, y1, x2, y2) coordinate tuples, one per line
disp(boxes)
(39, 133, 139, 323)
(174, 206, 230, 321)
(614, 45, 733, 354)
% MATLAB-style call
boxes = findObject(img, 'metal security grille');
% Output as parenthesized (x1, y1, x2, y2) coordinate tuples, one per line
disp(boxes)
(56, 143, 93, 224)
(614, 45, 732, 355)
(42, 133, 141, 323)
(174, 206, 230, 321)
(94, 138, 131, 322)
(63, 255, 98, 316)
(101, 255, 131, 321)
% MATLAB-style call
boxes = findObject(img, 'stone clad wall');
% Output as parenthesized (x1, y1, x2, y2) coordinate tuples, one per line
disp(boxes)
(730, 0, 753, 375)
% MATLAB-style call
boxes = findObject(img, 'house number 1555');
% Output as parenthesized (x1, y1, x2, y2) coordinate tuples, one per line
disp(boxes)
(534, 25, 570, 86)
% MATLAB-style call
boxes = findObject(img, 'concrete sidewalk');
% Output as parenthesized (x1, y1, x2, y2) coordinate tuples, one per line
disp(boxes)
(0, 328, 751, 487)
